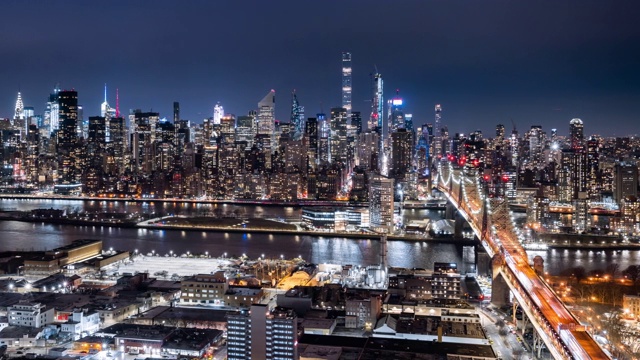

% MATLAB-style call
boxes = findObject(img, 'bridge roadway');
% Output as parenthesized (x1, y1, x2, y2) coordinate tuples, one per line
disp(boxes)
(436, 165, 609, 360)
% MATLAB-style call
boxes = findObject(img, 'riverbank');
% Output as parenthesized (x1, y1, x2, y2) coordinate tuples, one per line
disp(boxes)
(137, 222, 477, 244)
(0, 193, 364, 208)
(0, 214, 477, 245)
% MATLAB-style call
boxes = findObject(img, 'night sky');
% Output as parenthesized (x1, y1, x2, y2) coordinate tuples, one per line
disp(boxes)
(1, 0, 639, 136)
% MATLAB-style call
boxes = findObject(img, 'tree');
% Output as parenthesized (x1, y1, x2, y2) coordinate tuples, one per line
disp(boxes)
(571, 266, 587, 284)
(573, 282, 590, 303)
(606, 263, 620, 282)
(607, 284, 625, 307)
(623, 265, 639, 283)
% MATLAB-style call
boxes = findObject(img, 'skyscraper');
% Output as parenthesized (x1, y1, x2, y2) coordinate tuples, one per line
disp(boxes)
(433, 104, 442, 162)
(290, 90, 304, 139)
(257, 90, 275, 137)
(390, 129, 412, 180)
(569, 118, 584, 149)
(173, 101, 180, 124)
(369, 72, 384, 133)
(257, 90, 276, 166)
(329, 107, 348, 165)
(369, 174, 394, 232)
(213, 102, 224, 125)
(614, 162, 638, 204)
(58, 90, 78, 148)
(305, 117, 318, 171)
(342, 52, 352, 114)
(100, 84, 109, 118)
(388, 91, 405, 132)
(45, 85, 61, 135)
(14, 92, 24, 120)
(351, 111, 362, 135)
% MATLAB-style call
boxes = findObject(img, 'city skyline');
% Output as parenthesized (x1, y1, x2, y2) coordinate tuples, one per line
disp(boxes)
(0, 1, 639, 136)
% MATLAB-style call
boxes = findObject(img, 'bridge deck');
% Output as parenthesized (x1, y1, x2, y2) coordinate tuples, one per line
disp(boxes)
(437, 166, 610, 360)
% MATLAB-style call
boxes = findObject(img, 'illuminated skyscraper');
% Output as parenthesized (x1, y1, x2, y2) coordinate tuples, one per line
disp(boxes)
(213, 102, 224, 125)
(100, 84, 109, 118)
(388, 91, 405, 132)
(173, 102, 180, 124)
(369, 174, 394, 232)
(58, 90, 78, 148)
(390, 129, 412, 180)
(14, 92, 24, 120)
(614, 162, 638, 204)
(329, 107, 348, 165)
(305, 117, 318, 171)
(369, 72, 384, 132)
(433, 104, 442, 161)
(290, 90, 304, 139)
(257, 90, 276, 162)
(569, 118, 584, 149)
(44, 85, 61, 135)
(342, 52, 352, 114)
(351, 111, 362, 135)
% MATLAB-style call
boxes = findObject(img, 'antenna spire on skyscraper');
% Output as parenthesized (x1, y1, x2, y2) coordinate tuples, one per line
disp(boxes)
(116, 88, 120, 117)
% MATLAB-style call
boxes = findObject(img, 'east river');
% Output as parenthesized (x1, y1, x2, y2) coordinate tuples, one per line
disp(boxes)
(0, 198, 638, 275)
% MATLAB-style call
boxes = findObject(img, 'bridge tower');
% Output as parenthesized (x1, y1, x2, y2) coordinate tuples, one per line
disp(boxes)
(491, 253, 510, 306)
(533, 255, 544, 276)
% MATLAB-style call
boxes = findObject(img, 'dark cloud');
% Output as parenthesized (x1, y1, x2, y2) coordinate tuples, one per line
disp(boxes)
(0, 0, 639, 136)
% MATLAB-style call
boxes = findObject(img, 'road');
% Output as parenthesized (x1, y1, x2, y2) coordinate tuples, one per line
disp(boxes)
(478, 306, 533, 360)
(438, 166, 610, 359)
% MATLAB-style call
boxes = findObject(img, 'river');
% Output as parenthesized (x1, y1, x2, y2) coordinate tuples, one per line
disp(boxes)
(0, 198, 636, 274)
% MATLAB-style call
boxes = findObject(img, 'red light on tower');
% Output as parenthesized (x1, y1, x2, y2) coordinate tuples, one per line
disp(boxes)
(502, 175, 510, 182)
(483, 175, 490, 181)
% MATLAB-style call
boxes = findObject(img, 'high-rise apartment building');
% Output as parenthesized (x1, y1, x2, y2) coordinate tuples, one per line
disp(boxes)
(173, 101, 180, 124)
(329, 107, 348, 165)
(131, 111, 160, 175)
(305, 117, 318, 171)
(433, 104, 442, 163)
(342, 52, 352, 114)
(569, 118, 584, 149)
(58, 90, 79, 148)
(390, 129, 412, 180)
(369, 72, 383, 132)
(558, 149, 588, 202)
(614, 162, 638, 204)
(351, 111, 363, 135)
(227, 304, 298, 360)
(356, 132, 379, 171)
(369, 175, 394, 232)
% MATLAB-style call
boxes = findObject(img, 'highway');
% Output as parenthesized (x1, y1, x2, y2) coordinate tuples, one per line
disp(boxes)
(436, 164, 609, 360)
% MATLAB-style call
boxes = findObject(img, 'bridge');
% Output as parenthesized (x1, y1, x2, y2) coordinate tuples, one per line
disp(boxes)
(435, 163, 609, 360)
